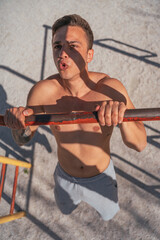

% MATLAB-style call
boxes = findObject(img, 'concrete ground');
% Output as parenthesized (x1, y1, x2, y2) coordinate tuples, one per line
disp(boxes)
(0, 0, 160, 239)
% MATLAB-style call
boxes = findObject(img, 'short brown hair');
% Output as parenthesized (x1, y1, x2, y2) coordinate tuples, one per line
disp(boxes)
(52, 14, 94, 49)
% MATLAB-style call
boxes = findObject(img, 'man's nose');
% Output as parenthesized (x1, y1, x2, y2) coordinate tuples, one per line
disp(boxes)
(59, 46, 68, 58)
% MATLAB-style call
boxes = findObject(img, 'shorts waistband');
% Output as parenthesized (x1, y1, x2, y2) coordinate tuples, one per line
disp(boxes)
(56, 159, 115, 183)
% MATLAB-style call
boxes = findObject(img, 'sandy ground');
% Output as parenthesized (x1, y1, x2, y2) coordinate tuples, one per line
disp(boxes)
(0, 0, 160, 239)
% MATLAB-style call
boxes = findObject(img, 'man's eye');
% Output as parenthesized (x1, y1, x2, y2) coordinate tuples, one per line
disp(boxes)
(54, 45, 61, 49)
(69, 45, 77, 49)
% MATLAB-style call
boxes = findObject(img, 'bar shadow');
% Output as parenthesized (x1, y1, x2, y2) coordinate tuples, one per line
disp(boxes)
(1, 192, 62, 240)
(94, 38, 160, 68)
(0, 65, 36, 85)
(111, 153, 160, 199)
(40, 25, 52, 80)
(144, 123, 160, 149)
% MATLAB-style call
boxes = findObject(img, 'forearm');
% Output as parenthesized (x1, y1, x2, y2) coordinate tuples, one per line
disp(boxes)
(119, 121, 147, 152)
(12, 127, 34, 146)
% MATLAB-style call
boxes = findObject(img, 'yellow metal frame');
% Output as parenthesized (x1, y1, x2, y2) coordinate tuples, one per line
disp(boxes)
(0, 156, 32, 168)
(0, 156, 31, 224)
(0, 211, 26, 224)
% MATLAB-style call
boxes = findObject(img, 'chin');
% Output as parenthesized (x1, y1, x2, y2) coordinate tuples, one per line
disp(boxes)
(59, 72, 75, 80)
(59, 73, 70, 80)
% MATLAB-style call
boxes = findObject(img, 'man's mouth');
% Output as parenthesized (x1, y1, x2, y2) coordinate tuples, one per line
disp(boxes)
(59, 62, 69, 71)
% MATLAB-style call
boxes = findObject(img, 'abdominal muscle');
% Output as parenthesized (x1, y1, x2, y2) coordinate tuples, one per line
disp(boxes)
(58, 144, 111, 178)
(51, 123, 112, 178)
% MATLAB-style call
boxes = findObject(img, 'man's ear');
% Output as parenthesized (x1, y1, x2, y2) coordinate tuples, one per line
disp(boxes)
(87, 49, 94, 63)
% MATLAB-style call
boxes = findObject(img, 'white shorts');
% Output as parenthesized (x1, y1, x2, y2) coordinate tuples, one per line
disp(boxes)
(54, 159, 120, 221)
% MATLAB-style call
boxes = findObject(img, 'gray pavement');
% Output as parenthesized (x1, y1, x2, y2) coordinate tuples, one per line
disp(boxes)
(0, 1, 160, 239)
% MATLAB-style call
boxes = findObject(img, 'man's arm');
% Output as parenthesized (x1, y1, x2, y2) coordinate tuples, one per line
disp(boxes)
(4, 107, 37, 146)
(119, 119, 147, 152)
(4, 77, 60, 146)
(96, 78, 147, 152)
(12, 126, 34, 146)
(4, 82, 43, 146)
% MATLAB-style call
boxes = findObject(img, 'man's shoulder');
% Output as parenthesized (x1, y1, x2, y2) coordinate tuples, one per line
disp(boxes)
(89, 71, 109, 83)
(27, 74, 62, 105)
(38, 74, 60, 85)
(91, 72, 128, 103)
(90, 72, 121, 85)
(31, 74, 61, 92)
(46, 74, 61, 82)
(96, 74, 125, 90)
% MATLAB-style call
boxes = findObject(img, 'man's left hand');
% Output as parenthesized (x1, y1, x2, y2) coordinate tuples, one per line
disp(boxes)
(95, 101, 127, 126)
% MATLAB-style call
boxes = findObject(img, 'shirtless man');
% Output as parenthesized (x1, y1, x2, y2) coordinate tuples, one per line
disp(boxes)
(4, 14, 147, 220)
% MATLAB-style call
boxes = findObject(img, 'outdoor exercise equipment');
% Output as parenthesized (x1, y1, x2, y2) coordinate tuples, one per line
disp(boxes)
(0, 156, 31, 224)
(0, 108, 160, 126)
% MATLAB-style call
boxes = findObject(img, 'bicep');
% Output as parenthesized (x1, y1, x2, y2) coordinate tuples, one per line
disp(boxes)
(122, 88, 135, 110)
(108, 78, 135, 109)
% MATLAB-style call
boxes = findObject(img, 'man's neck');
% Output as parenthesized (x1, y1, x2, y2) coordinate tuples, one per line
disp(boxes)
(61, 71, 95, 98)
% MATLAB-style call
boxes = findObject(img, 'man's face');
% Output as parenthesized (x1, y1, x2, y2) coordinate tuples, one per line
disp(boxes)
(52, 25, 93, 80)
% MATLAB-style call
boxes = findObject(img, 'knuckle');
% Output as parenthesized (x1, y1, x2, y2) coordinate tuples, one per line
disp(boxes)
(106, 121, 111, 126)
(112, 111, 118, 117)
(100, 102, 106, 110)
(119, 102, 126, 109)
(12, 107, 17, 112)
(112, 116, 118, 124)
(98, 109, 103, 118)
(120, 101, 125, 105)
(99, 120, 105, 126)
(114, 101, 119, 105)
(99, 107, 104, 114)
(102, 101, 107, 106)
(109, 100, 113, 106)
(18, 106, 25, 111)
(105, 113, 110, 119)
(98, 107, 105, 117)
(98, 114, 105, 125)
(98, 114, 104, 123)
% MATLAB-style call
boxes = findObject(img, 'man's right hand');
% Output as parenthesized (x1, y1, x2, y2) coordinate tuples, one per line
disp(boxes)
(4, 107, 34, 129)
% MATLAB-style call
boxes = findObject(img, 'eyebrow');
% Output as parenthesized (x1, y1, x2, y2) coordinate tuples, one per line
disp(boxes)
(53, 40, 81, 45)
(53, 41, 61, 45)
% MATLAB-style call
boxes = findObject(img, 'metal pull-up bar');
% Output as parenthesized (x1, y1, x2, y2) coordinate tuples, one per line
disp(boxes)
(1, 108, 160, 127)
(0, 108, 160, 127)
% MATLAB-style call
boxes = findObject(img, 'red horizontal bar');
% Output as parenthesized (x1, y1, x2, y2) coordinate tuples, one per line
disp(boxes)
(123, 116, 160, 122)
(0, 108, 160, 127)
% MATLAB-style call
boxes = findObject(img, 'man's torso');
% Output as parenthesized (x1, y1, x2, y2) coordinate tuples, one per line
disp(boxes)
(28, 72, 124, 177)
